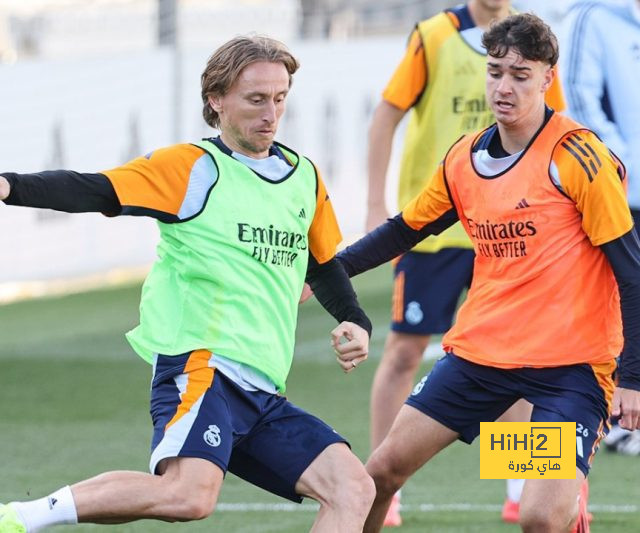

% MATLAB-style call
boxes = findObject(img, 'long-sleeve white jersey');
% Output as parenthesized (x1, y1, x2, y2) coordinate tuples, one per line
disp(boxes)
(561, 0, 640, 209)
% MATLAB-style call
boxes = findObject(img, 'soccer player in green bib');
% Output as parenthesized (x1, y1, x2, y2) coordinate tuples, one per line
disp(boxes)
(0, 36, 375, 532)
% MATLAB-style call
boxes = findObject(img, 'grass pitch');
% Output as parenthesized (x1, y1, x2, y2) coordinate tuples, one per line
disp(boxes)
(0, 265, 638, 532)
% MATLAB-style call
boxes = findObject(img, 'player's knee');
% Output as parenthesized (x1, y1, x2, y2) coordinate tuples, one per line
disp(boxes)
(302, 446, 375, 516)
(324, 462, 376, 515)
(384, 334, 427, 374)
(161, 488, 217, 521)
(336, 468, 376, 516)
(357, 470, 377, 513)
(172, 496, 216, 521)
(366, 453, 404, 499)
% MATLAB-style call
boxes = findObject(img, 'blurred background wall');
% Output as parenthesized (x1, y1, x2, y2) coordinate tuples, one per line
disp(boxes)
(0, 0, 571, 299)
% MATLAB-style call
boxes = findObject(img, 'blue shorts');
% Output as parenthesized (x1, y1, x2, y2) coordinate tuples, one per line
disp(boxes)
(406, 353, 615, 476)
(391, 249, 474, 335)
(149, 352, 348, 502)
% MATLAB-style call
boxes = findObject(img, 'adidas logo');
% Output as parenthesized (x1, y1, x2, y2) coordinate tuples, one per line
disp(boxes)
(298, 208, 306, 219)
(515, 198, 530, 209)
(48, 497, 58, 509)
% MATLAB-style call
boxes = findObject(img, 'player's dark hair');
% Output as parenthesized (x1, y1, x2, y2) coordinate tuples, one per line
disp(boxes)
(201, 35, 299, 129)
(482, 13, 559, 66)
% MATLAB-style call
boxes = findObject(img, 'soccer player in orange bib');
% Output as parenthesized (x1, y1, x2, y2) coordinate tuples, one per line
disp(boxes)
(338, 13, 640, 533)
(364, 1, 565, 524)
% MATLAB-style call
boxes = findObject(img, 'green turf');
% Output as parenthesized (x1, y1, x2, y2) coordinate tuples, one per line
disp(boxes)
(0, 265, 638, 531)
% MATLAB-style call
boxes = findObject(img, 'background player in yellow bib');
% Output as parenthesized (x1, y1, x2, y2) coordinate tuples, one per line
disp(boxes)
(365, 0, 565, 525)
(341, 12, 640, 532)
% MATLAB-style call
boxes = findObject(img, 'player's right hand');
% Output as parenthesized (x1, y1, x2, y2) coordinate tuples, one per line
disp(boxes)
(331, 321, 369, 373)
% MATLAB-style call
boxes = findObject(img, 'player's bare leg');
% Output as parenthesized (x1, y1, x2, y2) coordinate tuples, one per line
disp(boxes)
(3, 457, 223, 530)
(497, 398, 533, 424)
(370, 332, 430, 526)
(364, 405, 459, 533)
(295, 442, 375, 533)
(519, 470, 585, 533)
(370, 332, 430, 450)
(497, 398, 533, 522)
(72, 457, 223, 522)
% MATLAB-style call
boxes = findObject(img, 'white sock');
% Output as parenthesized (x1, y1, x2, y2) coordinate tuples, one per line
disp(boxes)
(11, 486, 78, 532)
(506, 478, 525, 503)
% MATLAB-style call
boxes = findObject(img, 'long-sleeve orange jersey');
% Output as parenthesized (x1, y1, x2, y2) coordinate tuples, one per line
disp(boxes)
(401, 112, 632, 369)
(102, 141, 342, 264)
(2, 138, 373, 342)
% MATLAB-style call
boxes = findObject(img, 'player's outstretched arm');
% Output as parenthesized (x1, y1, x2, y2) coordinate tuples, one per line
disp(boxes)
(341, 165, 459, 278)
(0, 170, 120, 214)
(332, 321, 369, 374)
(338, 213, 452, 278)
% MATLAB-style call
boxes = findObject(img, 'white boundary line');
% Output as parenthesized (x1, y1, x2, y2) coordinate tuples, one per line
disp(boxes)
(215, 502, 639, 513)
(0, 266, 149, 304)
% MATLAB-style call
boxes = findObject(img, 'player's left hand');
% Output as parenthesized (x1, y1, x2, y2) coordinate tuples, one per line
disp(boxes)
(611, 386, 640, 430)
(331, 321, 369, 373)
